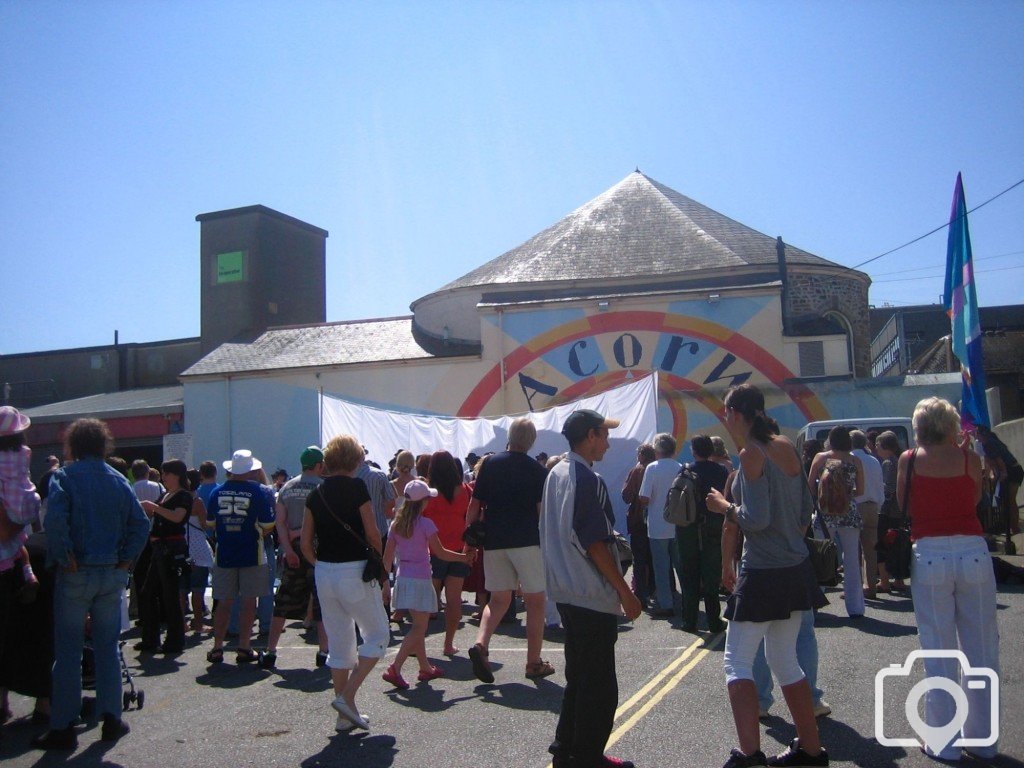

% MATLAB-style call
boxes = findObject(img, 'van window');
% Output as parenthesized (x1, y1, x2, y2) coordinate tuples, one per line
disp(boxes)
(814, 425, 912, 452)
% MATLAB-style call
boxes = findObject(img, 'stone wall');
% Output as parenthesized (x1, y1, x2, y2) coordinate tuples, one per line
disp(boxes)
(787, 270, 872, 377)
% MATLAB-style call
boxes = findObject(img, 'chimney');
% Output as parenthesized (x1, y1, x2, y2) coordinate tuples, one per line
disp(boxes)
(776, 236, 790, 334)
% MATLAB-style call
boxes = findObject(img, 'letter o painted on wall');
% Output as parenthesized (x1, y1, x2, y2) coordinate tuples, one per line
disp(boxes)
(613, 333, 642, 368)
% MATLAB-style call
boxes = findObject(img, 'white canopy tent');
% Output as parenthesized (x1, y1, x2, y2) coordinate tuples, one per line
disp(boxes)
(319, 373, 660, 531)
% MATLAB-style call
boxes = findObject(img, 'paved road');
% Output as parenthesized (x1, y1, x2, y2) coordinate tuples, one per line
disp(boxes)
(3, 575, 1022, 768)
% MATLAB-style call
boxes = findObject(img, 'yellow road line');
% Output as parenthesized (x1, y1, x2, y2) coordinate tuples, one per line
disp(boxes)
(544, 631, 724, 768)
(605, 631, 725, 750)
(613, 636, 706, 720)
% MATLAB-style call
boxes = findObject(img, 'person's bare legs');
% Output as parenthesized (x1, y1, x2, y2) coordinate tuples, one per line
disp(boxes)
(781, 677, 823, 755)
(474, 589, 512, 651)
(212, 597, 234, 650)
(266, 615, 287, 652)
(190, 589, 206, 629)
(523, 591, 546, 665)
(393, 611, 429, 675)
(727, 679, 762, 756)
(442, 578, 464, 654)
(340, 655, 379, 717)
(237, 597, 257, 651)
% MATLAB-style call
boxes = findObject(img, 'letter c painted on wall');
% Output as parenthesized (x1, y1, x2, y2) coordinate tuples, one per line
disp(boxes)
(568, 340, 599, 377)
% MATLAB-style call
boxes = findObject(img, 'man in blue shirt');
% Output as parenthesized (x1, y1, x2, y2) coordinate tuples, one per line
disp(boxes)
(206, 450, 275, 664)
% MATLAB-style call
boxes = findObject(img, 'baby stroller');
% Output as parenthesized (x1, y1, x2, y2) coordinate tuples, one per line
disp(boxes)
(81, 590, 144, 712)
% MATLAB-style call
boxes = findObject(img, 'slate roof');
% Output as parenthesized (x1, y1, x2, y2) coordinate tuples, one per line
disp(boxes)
(429, 171, 839, 296)
(22, 386, 183, 422)
(181, 317, 438, 377)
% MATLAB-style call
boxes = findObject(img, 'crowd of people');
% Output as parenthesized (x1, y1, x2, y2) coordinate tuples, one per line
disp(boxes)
(0, 386, 1011, 765)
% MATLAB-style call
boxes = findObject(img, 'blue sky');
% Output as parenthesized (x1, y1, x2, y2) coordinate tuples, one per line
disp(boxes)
(2, 1, 1022, 355)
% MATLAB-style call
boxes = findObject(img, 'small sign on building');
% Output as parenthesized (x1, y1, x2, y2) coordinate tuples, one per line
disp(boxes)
(163, 432, 193, 467)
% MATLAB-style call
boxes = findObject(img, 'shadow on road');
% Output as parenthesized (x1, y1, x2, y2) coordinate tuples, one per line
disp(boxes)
(301, 732, 398, 768)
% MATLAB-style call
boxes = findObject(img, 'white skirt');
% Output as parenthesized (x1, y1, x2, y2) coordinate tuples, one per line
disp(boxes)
(392, 575, 438, 613)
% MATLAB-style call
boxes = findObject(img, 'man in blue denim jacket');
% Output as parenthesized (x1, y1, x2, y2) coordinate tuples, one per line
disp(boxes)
(32, 419, 150, 750)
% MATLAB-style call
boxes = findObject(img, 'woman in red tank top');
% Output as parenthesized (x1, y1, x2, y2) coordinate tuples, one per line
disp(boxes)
(895, 397, 999, 761)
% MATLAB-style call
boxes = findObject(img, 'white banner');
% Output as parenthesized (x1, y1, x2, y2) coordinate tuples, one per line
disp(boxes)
(320, 373, 659, 531)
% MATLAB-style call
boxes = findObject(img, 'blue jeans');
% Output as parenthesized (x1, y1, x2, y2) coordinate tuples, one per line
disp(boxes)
(52, 566, 128, 728)
(648, 537, 678, 612)
(228, 539, 275, 634)
(753, 608, 823, 709)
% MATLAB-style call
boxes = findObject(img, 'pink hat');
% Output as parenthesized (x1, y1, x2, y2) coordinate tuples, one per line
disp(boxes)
(0, 406, 30, 436)
(404, 479, 438, 502)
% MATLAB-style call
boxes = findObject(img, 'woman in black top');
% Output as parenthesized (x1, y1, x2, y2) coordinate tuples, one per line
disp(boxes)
(138, 460, 191, 654)
(302, 435, 390, 732)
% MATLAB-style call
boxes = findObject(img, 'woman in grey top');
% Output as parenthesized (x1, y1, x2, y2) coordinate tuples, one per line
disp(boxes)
(706, 384, 828, 768)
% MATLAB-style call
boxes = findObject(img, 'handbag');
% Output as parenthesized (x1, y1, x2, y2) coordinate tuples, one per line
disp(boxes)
(316, 487, 386, 584)
(805, 514, 840, 587)
(612, 532, 634, 571)
(462, 519, 485, 549)
(882, 449, 915, 580)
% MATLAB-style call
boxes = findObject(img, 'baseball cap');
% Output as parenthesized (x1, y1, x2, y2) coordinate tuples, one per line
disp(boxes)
(561, 409, 621, 444)
(404, 479, 438, 502)
(300, 446, 324, 469)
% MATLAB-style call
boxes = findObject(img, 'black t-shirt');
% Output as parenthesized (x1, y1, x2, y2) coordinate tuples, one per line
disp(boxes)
(472, 450, 548, 550)
(305, 475, 373, 563)
(152, 489, 191, 539)
(36, 468, 55, 501)
(691, 460, 729, 522)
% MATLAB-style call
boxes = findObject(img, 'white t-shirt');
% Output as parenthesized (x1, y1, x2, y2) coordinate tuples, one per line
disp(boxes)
(639, 458, 682, 539)
(853, 449, 884, 506)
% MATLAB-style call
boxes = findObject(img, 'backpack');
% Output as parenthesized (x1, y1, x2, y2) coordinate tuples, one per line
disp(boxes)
(817, 459, 851, 517)
(663, 464, 701, 527)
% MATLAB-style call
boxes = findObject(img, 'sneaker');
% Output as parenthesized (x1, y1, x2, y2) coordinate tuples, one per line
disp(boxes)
(100, 714, 130, 742)
(31, 727, 78, 750)
(258, 650, 277, 670)
(767, 739, 828, 767)
(335, 712, 371, 732)
(723, 748, 768, 768)
(315, 650, 329, 667)
(813, 700, 832, 718)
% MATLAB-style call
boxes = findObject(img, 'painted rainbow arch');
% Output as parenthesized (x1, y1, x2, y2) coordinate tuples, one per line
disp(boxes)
(457, 311, 830, 438)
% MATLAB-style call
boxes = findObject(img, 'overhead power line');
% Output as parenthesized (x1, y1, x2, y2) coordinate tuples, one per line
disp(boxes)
(873, 263, 1024, 283)
(845, 175, 1024, 272)
(870, 249, 1024, 277)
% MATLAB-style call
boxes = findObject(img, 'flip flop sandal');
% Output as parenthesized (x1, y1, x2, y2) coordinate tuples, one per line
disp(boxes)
(235, 648, 259, 664)
(417, 665, 444, 682)
(468, 643, 494, 684)
(525, 660, 556, 679)
(206, 648, 224, 663)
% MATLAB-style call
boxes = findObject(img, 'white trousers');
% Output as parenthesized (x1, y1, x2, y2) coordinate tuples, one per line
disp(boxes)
(835, 526, 865, 616)
(911, 535, 999, 759)
(314, 560, 390, 669)
(723, 610, 804, 686)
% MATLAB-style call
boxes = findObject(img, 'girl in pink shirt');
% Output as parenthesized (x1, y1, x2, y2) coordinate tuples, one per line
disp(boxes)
(382, 480, 472, 689)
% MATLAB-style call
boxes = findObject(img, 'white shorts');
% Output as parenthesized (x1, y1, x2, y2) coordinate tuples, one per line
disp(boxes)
(483, 545, 545, 594)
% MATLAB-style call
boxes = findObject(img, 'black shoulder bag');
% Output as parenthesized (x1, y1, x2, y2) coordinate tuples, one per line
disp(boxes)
(882, 450, 916, 580)
(316, 486, 386, 584)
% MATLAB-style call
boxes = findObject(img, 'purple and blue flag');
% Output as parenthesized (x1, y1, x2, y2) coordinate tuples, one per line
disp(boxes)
(943, 172, 990, 431)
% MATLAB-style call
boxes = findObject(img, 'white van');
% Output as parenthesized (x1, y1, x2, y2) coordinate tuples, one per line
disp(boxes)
(796, 417, 914, 455)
